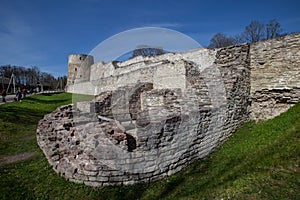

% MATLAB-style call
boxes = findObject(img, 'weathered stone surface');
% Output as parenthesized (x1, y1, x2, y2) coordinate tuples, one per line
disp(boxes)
(38, 34, 300, 187)
(250, 34, 300, 120)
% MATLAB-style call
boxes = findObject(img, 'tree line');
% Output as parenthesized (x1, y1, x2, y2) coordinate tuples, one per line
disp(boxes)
(130, 20, 289, 58)
(0, 65, 67, 91)
(208, 19, 287, 48)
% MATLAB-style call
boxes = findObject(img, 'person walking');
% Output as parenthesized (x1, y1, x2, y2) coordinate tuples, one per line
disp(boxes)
(1, 89, 6, 103)
(22, 88, 27, 99)
(16, 88, 22, 101)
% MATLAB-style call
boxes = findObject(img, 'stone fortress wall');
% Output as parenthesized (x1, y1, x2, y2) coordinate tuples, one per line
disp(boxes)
(66, 48, 217, 95)
(250, 34, 300, 120)
(37, 33, 300, 186)
(67, 34, 300, 121)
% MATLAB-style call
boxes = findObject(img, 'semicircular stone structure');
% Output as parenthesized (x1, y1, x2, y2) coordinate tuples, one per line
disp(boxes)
(37, 44, 252, 186)
(38, 34, 300, 186)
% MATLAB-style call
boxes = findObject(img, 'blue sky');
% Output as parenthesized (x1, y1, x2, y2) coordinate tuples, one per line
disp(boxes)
(0, 0, 299, 77)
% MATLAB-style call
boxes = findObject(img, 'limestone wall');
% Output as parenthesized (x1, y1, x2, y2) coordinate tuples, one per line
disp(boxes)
(250, 34, 300, 120)
(38, 44, 251, 186)
(68, 48, 216, 95)
(67, 34, 300, 121)
(41, 33, 300, 186)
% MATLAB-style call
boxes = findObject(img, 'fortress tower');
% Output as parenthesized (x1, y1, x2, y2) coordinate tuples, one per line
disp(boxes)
(67, 54, 94, 86)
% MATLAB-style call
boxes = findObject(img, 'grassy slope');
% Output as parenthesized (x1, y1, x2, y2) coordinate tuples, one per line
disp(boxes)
(0, 93, 299, 200)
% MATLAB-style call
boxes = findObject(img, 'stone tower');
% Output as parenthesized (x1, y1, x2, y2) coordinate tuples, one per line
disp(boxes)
(67, 54, 94, 86)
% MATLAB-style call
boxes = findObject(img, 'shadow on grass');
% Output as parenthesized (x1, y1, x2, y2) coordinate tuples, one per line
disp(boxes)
(158, 176, 185, 199)
(91, 184, 148, 200)
(0, 175, 36, 199)
(0, 156, 42, 199)
(0, 93, 71, 126)
(25, 95, 71, 105)
(0, 106, 46, 125)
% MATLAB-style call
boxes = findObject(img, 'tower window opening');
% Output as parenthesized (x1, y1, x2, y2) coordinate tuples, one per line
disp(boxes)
(79, 57, 82, 60)
(75, 68, 77, 71)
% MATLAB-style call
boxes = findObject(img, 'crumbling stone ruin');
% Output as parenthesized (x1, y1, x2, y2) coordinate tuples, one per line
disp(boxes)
(37, 33, 300, 186)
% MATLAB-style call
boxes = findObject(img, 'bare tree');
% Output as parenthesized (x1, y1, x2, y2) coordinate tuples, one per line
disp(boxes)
(208, 33, 235, 48)
(266, 19, 282, 39)
(0, 65, 61, 90)
(243, 20, 265, 43)
(131, 45, 164, 58)
(233, 34, 246, 44)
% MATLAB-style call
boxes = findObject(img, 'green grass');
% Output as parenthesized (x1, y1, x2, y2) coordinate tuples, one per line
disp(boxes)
(72, 93, 95, 104)
(0, 93, 72, 156)
(0, 93, 299, 199)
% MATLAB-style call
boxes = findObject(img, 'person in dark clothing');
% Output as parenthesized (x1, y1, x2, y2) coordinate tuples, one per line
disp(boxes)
(16, 88, 22, 101)
(1, 89, 6, 102)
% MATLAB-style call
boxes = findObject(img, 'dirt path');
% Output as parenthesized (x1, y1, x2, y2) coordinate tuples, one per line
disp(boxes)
(0, 152, 37, 164)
